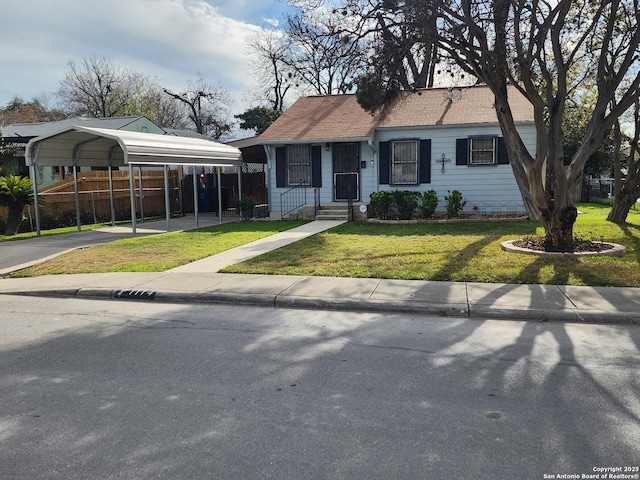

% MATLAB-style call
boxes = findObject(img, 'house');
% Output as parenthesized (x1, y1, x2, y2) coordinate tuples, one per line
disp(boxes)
(1, 116, 164, 186)
(258, 85, 536, 219)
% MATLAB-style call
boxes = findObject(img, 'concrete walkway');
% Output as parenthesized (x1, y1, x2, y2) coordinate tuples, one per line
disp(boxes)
(170, 220, 346, 273)
(1, 219, 639, 325)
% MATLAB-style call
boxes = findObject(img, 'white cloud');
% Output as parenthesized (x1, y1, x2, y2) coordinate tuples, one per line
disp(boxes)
(0, 0, 279, 119)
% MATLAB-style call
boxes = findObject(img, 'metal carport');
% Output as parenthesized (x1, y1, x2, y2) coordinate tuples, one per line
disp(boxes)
(24, 126, 242, 235)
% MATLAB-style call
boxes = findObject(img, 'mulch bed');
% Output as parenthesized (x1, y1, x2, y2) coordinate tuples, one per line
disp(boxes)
(512, 236, 615, 253)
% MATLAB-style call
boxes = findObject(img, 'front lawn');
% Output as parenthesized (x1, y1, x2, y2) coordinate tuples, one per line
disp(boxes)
(223, 203, 640, 287)
(10, 221, 306, 276)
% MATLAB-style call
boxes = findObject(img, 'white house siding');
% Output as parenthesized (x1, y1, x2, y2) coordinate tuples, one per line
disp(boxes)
(372, 123, 537, 214)
(265, 122, 536, 216)
(266, 141, 374, 216)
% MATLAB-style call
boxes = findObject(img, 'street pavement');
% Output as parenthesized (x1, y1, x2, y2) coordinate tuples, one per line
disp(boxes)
(1, 217, 639, 325)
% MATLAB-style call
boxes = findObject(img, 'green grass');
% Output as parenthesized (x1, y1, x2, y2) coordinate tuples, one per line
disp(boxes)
(9, 203, 640, 287)
(10, 221, 306, 276)
(222, 203, 640, 287)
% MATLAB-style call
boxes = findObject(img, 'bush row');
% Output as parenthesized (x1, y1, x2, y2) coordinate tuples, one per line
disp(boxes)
(369, 190, 467, 220)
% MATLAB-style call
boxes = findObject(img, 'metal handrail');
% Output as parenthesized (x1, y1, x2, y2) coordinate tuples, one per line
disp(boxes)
(347, 184, 354, 222)
(280, 184, 308, 219)
(314, 188, 320, 217)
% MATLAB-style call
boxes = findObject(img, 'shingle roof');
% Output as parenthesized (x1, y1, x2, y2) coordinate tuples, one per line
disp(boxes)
(259, 95, 379, 142)
(259, 85, 533, 143)
(378, 85, 533, 128)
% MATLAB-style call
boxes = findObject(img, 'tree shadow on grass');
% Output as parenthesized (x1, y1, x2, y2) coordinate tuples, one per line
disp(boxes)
(620, 223, 640, 263)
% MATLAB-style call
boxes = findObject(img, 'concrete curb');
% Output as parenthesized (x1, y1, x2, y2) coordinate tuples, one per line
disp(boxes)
(274, 295, 470, 317)
(6, 287, 639, 325)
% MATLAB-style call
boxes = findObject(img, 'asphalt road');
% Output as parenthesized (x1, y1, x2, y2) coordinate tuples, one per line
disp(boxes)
(1, 296, 639, 480)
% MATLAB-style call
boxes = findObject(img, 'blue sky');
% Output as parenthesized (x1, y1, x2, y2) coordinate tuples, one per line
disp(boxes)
(0, 0, 294, 119)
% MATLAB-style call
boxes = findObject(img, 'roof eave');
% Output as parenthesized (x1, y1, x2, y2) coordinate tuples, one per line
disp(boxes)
(259, 136, 374, 145)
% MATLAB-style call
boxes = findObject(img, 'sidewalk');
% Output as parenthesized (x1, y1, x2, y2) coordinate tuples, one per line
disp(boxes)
(1, 220, 639, 325)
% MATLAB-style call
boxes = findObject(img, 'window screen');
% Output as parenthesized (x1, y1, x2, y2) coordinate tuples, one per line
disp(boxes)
(286, 144, 311, 185)
(470, 137, 496, 165)
(392, 140, 418, 184)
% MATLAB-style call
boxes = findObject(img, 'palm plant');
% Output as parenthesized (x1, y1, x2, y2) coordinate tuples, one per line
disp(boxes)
(0, 175, 35, 236)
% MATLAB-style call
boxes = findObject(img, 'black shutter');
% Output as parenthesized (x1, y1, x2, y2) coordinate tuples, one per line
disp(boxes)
(276, 146, 286, 188)
(379, 141, 390, 185)
(311, 145, 322, 187)
(456, 138, 468, 165)
(497, 137, 510, 164)
(419, 139, 431, 184)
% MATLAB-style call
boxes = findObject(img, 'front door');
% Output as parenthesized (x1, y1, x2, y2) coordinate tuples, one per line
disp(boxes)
(333, 143, 360, 201)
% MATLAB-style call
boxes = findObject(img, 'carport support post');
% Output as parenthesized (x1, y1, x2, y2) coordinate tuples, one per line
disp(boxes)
(73, 163, 81, 232)
(217, 166, 223, 224)
(138, 166, 145, 223)
(108, 166, 116, 226)
(107, 146, 117, 227)
(192, 168, 199, 229)
(238, 164, 243, 205)
(129, 163, 137, 235)
(164, 165, 171, 232)
(29, 164, 41, 237)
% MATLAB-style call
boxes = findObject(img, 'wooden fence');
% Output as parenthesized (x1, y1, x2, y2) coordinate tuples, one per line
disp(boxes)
(2, 165, 269, 231)
(1, 170, 180, 227)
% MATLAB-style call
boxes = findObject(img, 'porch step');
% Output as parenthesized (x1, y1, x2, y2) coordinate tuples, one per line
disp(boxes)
(315, 205, 350, 221)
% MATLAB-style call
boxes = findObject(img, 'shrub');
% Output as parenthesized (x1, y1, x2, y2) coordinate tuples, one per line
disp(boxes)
(419, 190, 439, 218)
(369, 191, 394, 220)
(236, 195, 255, 222)
(444, 190, 467, 218)
(393, 190, 419, 220)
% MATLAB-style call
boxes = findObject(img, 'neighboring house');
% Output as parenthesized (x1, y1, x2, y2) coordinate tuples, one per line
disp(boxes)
(258, 85, 536, 218)
(0, 116, 164, 186)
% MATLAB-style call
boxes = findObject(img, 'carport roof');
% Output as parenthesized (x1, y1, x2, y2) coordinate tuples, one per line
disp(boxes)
(25, 125, 242, 168)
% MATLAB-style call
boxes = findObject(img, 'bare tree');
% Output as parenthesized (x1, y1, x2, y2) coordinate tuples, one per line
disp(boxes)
(246, 29, 296, 112)
(122, 84, 188, 130)
(346, 0, 443, 89)
(282, 8, 368, 95)
(163, 74, 234, 140)
(57, 55, 148, 118)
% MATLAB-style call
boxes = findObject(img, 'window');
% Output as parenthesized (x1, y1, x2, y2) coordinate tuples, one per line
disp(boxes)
(286, 144, 311, 185)
(469, 137, 496, 165)
(392, 140, 418, 184)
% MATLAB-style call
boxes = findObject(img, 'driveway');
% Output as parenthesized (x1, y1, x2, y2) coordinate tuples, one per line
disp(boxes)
(0, 216, 232, 274)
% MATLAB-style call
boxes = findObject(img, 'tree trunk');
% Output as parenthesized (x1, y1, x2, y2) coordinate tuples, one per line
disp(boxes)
(607, 101, 640, 225)
(4, 203, 25, 236)
(607, 195, 638, 224)
(542, 204, 578, 251)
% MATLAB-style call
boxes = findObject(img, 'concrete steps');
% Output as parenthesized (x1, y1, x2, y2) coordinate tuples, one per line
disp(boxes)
(315, 204, 350, 221)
